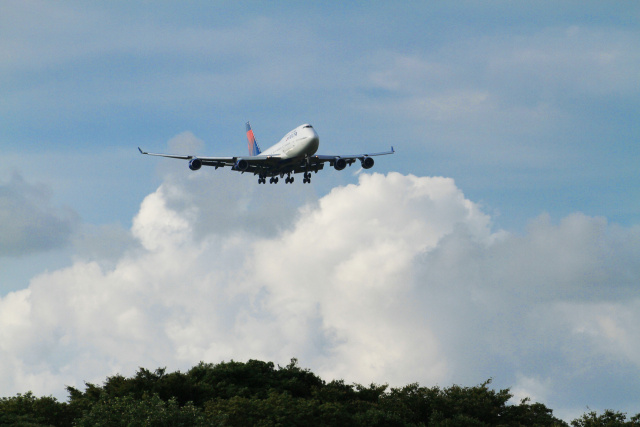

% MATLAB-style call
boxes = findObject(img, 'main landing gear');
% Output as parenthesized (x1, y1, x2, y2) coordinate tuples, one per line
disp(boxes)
(256, 176, 285, 184)
(257, 173, 312, 184)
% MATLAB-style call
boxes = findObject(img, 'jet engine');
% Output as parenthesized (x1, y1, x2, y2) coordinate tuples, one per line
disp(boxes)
(361, 157, 374, 169)
(334, 158, 347, 171)
(234, 159, 249, 171)
(189, 158, 202, 171)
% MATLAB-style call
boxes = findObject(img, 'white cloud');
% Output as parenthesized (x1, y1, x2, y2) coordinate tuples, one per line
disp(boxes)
(0, 168, 639, 420)
(0, 174, 78, 257)
(559, 300, 640, 366)
(510, 375, 552, 405)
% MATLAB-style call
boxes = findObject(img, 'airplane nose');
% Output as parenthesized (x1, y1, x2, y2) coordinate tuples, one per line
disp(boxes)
(307, 131, 319, 152)
(304, 128, 318, 140)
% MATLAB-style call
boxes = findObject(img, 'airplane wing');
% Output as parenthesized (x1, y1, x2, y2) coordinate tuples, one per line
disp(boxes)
(311, 147, 395, 161)
(138, 143, 395, 184)
(138, 147, 278, 171)
(307, 146, 395, 170)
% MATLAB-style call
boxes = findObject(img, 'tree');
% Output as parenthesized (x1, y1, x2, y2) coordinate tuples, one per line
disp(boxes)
(380, 379, 567, 426)
(0, 359, 634, 426)
(75, 393, 205, 427)
(571, 409, 640, 427)
(0, 391, 74, 426)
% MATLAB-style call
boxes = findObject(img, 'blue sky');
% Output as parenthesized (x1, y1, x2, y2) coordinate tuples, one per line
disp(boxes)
(1, 1, 639, 421)
(3, 1, 638, 229)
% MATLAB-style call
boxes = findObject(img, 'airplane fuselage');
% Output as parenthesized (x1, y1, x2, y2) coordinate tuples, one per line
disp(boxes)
(260, 124, 320, 159)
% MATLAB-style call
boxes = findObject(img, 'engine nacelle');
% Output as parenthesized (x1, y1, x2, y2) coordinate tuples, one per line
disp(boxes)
(334, 158, 347, 171)
(234, 159, 249, 171)
(361, 157, 374, 169)
(189, 158, 202, 171)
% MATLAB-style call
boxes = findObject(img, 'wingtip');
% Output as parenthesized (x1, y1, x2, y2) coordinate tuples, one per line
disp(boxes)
(138, 147, 145, 154)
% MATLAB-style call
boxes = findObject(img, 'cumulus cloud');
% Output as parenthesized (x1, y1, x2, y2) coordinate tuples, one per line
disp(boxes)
(0, 174, 78, 257)
(0, 168, 639, 420)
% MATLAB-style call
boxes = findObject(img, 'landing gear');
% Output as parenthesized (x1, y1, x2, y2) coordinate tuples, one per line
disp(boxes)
(283, 172, 295, 184)
(303, 156, 313, 184)
(257, 172, 312, 184)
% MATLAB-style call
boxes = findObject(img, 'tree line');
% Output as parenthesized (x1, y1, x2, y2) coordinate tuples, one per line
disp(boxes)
(0, 358, 637, 426)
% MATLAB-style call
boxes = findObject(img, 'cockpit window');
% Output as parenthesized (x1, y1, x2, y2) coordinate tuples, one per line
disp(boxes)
(303, 125, 313, 129)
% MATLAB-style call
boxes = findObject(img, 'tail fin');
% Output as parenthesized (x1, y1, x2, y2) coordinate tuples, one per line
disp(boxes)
(246, 121, 261, 156)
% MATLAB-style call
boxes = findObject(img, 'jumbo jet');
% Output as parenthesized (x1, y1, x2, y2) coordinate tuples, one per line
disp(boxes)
(138, 122, 394, 184)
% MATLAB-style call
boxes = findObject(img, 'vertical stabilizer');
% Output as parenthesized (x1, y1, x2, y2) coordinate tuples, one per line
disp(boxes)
(246, 121, 261, 156)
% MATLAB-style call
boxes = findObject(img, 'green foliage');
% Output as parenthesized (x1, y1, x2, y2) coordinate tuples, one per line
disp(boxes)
(205, 391, 319, 426)
(571, 409, 640, 427)
(0, 359, 635, 426)
(61, 357, 325, 419)
(74, 393, 205, 427)
(378, 379, 567, 426)
(0, 391, 75, 426)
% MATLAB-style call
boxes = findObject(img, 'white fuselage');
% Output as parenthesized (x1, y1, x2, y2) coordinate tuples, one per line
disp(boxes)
(260, 124, 320, 159)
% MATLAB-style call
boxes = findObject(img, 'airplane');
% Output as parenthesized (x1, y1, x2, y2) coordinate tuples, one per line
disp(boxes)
(138, 122, 394, 184)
